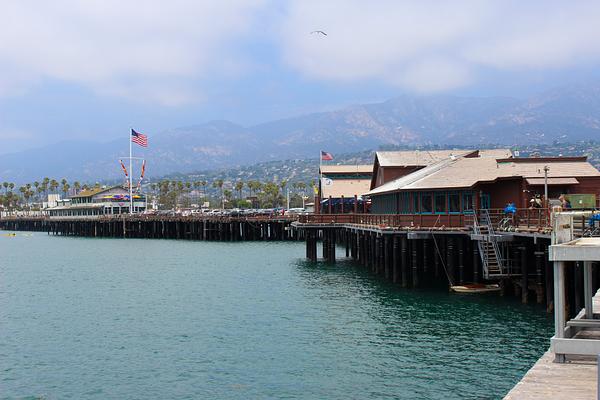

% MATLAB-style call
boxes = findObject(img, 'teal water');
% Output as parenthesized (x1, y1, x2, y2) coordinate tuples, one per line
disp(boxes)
(1, 232, 552, 399)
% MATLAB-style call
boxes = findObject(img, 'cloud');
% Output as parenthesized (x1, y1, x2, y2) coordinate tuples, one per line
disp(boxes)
(0, 0, 265, 105)
(279, 1, 600, 93)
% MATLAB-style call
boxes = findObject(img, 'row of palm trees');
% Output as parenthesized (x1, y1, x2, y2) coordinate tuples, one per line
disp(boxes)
(148, 179, 313, 209)
(1, 178, 99, 211)
(0, 176, 314, 211)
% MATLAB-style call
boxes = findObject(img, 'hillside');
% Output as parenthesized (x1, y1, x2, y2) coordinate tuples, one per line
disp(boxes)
(3, 85, 600, 182)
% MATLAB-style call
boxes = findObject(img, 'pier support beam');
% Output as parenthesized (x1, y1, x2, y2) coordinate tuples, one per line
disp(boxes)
(412, 239, 419, 288)
(401, 235, 408, 288)
(520, 246, 529, 304)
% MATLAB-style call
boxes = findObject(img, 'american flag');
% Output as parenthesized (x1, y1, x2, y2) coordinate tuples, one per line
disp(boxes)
(321, 150, 333, 161)
(131, 129, 148, 147)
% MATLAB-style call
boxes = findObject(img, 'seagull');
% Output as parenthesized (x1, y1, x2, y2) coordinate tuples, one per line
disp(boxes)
(310, 30, 327, 36)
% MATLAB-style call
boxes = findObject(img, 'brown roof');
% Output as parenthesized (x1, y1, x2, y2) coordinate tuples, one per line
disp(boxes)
(375, 148, 512, 167)
(366, 157, 600, 195)
(71, 185, 124, 198)
(321, 178, 371, 198)
(320, 164, 373, 174)
(525, 177, 579, 185)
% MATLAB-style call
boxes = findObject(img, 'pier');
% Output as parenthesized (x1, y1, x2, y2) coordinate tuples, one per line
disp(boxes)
(505, 232, 600, 399)
(292, 210, 594, 308)
(0, 215, 300, 241)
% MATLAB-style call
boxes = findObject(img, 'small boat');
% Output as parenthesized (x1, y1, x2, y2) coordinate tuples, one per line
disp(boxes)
(1, 233, 16, 237)
(450, 283, 501, 294)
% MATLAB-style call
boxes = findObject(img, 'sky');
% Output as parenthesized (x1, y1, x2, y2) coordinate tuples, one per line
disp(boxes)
(2, 0, 600, 154)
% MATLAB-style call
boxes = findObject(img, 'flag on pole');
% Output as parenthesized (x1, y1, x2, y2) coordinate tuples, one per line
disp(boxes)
(321, 151, 334, 161)
(131, 129, 148, 147)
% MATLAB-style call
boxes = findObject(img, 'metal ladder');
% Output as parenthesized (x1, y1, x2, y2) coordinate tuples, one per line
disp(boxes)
(472, 209, 513, 279)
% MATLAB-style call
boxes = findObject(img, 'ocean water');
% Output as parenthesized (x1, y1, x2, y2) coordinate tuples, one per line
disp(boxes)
(0, 232, 552, 399)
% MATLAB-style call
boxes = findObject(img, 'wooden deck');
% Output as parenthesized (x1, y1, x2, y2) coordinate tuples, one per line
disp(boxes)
(504, 290, 600, 400)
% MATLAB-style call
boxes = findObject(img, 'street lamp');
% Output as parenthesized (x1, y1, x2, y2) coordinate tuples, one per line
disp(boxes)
(543, 165, 549, 207)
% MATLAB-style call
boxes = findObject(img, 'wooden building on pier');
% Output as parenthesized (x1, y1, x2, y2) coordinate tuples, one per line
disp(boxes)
(319, 164, 372, 213)
(370, 149, 512, 189)
(46, 186, 146, 218)
(366, 154, 600, 215)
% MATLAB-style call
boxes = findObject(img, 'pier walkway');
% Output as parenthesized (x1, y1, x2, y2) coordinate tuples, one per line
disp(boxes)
(504, 293, 599, 399)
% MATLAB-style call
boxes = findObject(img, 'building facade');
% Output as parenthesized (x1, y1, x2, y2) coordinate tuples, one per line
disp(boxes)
(366, 154, 600, 215)
(319, 164, 372, 213)
(46, 186, 146, 218)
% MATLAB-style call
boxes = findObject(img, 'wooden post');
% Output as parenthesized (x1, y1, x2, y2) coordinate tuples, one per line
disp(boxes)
(412, 239, 419, 287)
(446, 237, 454, 285)
(458, 239, 465, 285)
(521, 246, 528, 304)
(535, 242, 545, 304)
(544, 244, 553, 312)
(384, 235, 390, 279)
(392, 236, 400, 283)
(401, 235, 408, 288)
(472, 243, 479, 283)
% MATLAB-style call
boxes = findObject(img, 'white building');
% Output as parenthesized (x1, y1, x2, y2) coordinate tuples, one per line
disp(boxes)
(46, 186, 146, 218)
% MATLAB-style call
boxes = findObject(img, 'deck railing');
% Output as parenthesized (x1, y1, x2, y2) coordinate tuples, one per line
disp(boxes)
(298, 208, 552, 231)
(0, 214, 298, 223)
(298, 213, 468, 229)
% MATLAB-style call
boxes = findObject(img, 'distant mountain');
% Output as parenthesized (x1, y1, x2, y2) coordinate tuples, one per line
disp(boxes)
(3, 85, 600, 182)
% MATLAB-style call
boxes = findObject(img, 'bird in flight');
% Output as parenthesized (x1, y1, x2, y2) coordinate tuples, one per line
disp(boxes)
(310, 30, 327, 36)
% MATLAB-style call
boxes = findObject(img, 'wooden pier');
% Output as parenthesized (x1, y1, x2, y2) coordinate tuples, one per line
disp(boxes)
(293, 211, 599, 312)
(0, 215, 300, 241)
(504, 289, 600, 400)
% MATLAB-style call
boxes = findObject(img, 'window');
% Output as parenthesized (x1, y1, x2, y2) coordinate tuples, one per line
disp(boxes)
(400, 193, 410, 214)
(434, 192, 446, 213)
(448, 193, 460, 213)
(412, 193, 419, 213)
(463, 192, 474, 212)
(420, 192, 433, 213)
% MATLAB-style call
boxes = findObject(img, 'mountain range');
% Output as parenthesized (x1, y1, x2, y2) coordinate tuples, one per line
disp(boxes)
(3, 84, 600, 182)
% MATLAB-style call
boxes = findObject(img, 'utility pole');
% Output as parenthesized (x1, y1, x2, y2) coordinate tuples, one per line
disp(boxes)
(543, 165, 549, 208)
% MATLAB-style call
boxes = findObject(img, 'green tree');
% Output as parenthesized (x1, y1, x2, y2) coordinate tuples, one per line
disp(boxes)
(213, 179, 224, 208)
(50, 179, 59, 194)
(234, 181, 244, 199)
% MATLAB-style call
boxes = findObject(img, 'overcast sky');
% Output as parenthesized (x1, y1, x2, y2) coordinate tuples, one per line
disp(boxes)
(2, 0, 600, 154)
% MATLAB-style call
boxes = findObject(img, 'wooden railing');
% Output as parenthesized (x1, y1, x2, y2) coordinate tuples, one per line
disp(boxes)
(484, 208, 550, 230)
(298, 208, 553, 231)
(298, 213, 468, 229)
(1, 214, 298, 223)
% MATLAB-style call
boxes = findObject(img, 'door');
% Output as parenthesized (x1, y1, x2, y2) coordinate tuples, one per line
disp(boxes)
(480, 193, 491, 209)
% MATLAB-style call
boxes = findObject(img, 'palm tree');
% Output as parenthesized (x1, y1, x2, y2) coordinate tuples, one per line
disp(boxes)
(235, 181, 244, 200)
(213, 179, 224, 208)
(200, 181, 207, 201)
(50, 179, 59, 194)
(8, 182, 14, 193)
(73, 181, 81, 194)
(3, 181, 9, 194)
(223, 189, 232, 207)
(62, 183, 70, 198)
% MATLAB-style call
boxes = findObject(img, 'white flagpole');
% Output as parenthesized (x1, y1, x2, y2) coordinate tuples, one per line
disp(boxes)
(319, 150, 322, 211)
(129, 129, 133, 214)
